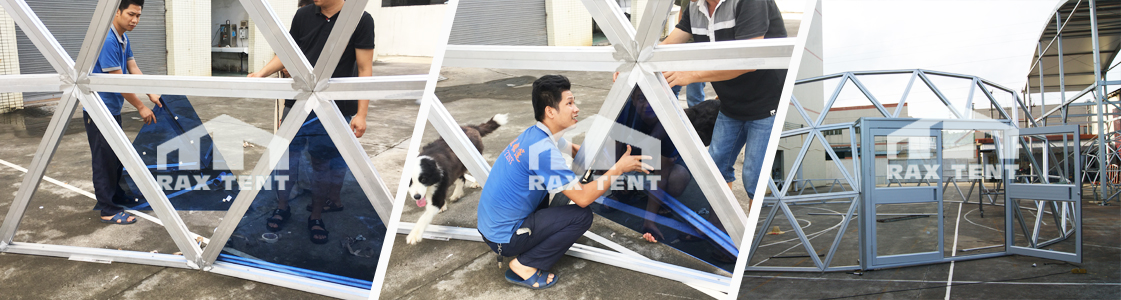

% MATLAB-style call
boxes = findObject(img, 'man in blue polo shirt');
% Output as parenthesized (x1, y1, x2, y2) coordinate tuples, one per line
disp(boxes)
(86, 0, 162, 225)
(478, 75, 652, 289)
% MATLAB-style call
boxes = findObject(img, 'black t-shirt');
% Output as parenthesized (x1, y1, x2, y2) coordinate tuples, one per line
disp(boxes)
(283, 5, 376, 116)
(676, 0, 786, 121)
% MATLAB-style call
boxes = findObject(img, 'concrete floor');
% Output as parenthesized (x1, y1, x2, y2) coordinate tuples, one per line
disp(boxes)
(379, 67, 748, 299)
(740, 183, 1121, 299)
(0, 57, 428, 299)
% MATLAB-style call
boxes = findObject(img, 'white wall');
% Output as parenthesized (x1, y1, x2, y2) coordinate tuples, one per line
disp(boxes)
(248, 0, 297, 74)
(165, 1, 211, 76)
(546, 0, 592, 46)
(368, 4, 446, 57)
(212, 0, 250, 47)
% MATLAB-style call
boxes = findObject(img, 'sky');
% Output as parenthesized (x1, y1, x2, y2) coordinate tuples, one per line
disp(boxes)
(791, 0, 1118, 117)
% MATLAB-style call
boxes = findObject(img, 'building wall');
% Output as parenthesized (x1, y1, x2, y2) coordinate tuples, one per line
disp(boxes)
(0, 5, 22, 112)
(166, 0, 211, 76)
(248, 0, 297, 75)
(369, 3, 445, 57)
(546, 0, 592, 46)
(779, 0, 822, 186)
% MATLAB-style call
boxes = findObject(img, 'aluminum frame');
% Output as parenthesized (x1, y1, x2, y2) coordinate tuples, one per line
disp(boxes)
(0, 0, 431, 296)
(746, 67, 1087, 272)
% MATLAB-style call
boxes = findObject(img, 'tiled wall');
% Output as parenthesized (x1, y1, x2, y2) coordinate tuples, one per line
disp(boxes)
(165, 0, 212, 76)
(546, 0, 592, 46)
(248, 0, 296, 76)
(0, 6, 23, 113)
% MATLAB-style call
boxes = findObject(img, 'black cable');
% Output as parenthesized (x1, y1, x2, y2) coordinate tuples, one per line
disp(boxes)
(818, 270, 1072, 300)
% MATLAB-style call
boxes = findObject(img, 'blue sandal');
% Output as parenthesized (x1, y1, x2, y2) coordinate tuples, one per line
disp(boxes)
(100, 212, 137, 225)
(504, 269, 557, 290)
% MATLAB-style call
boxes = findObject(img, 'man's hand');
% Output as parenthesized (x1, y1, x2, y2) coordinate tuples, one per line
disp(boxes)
(663, 71, 697, 87)
(138, 106, 156, 125)
(246, 71, 264, 78)
(350, 117, 367, 138)
(149, 94, 162, 108)
(612, 145, 653, 174)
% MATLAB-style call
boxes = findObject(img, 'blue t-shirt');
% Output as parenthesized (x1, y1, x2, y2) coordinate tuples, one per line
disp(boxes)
(88, 27, 133, 116)
(478, 123, 577, 243)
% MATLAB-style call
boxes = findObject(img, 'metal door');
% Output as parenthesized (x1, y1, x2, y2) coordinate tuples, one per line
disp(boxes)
(1005, 125, 1082, 263)
(861, 127, 943, 269)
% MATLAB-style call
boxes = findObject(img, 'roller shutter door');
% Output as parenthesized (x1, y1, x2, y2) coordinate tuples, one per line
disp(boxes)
(15, 0, 167, 101)
(448, 0, 546, 46)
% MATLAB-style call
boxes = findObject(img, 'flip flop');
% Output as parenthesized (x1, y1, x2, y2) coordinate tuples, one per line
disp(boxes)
(504, 269, 557, 290)
(100, 212, 137, 225)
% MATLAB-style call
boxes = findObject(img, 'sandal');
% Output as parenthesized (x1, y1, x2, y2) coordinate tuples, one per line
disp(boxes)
(266, 208, 291, 232)
(100, 212, 137, 225)
(504, 269, 557, 290)
(308, 217, 329, 244)
(306, 199, 345, 213)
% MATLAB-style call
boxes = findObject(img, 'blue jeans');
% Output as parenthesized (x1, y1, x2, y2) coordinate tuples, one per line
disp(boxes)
(707, 113, 775, 199)
(671, 82, 706, 107)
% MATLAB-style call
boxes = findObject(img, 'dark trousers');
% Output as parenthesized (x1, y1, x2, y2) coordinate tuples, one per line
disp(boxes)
(484, 204, 593, 271)
(84, 111, 128, 217)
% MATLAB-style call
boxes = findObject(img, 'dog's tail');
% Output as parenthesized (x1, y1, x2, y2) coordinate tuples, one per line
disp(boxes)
(476, 113, 507, 137)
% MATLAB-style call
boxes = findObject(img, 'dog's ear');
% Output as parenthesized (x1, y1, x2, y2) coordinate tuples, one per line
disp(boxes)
(417, 158, 441, 185)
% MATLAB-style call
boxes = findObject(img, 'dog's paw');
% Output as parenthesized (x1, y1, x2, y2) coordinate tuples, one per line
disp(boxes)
(466, 181, 480, 189)
(406, 232, 423, 244)
(440, 204, 448, 212)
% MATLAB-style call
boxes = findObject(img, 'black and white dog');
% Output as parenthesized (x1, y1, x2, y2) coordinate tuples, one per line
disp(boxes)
(406, 114, 507, 244)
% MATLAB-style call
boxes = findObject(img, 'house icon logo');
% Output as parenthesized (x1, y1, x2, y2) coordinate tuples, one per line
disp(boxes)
(156, 114, 290, 172)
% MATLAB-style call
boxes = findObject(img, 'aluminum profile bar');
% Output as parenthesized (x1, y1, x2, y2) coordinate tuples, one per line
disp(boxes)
(395, 223, 732, 293)
(893, 71, 919, 117)
(210, 262, 369, 300)
(635, 71, 746, 247)
(0, 0, 74, 74)
(815, 73, 853, 127)
(0, 95, 80, 244)
(427, 96, 492, 186)
(311, 97, 394, 224)
(319, 75, 427, 100)
(644, 39, 797, 72)
(201, 98, 317, 266)
(632, 0, 673, 54)
(86, 74, 300, 99)
(76, 89, 203, 263)
(72, 0, 118, 76)
(4, 242, 193, 269)
(442, 45, 622, 72)
(240, 0, 313, 85)
(572, 69, 638, 175)
(310, 0, 367, 86)
(778, 201, 825, 269)
(848, 75, 892, 117)
(0, 74, 63, 93)
(580, 0, 637, 56)
(916, 71, 965, 119)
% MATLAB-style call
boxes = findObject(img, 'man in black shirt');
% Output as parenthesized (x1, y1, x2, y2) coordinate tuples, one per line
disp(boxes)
(247, 0, 375, 244)
(661, 0, 786, 202)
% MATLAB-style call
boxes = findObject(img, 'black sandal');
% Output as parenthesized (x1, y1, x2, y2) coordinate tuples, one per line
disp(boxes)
(306, 199, 345, 213)
(308, 217, 329, 244)
(266, 207, 291, 232)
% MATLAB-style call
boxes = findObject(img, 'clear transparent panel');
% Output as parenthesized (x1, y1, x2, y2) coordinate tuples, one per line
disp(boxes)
(875, 202, 939, 257)
(876, 135, 938, 187)
(216, 109, 386, 288)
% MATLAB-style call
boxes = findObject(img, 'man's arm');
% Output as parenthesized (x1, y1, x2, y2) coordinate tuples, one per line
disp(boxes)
(107, 68, 155, 124)
(125, 59, 162, 107)
(247, 55, 285, 78)
(351, 48, 374, 138)
(561, 145, 651, 207)
(661, 36, 763, 86)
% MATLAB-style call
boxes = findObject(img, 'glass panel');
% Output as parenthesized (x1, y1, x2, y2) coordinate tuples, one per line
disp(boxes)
(875, 202, 939, 257)
(1009, 199, 1077, 255)
(1013, 134, 1076, 185)
(585, 86, 737, 272)
(217, 109, 386, 288)
(877, 135, 938, 188)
